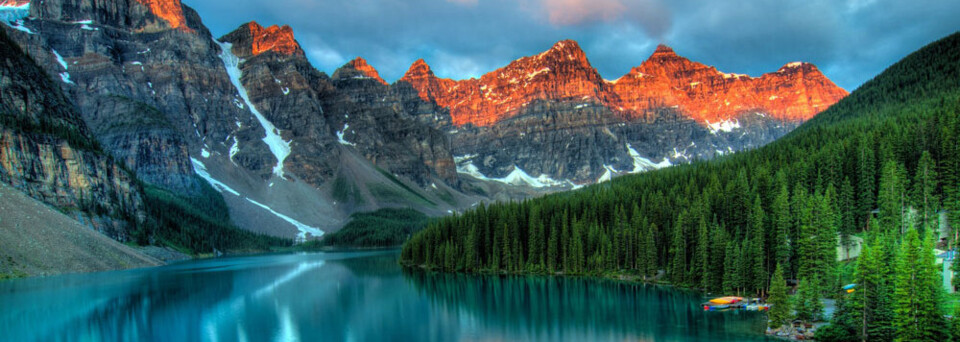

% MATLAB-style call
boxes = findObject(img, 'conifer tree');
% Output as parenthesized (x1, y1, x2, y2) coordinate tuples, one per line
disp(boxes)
(795, 276, 823, 322)
(877, 160, 907, 235)
(767, 264, 791, 329)
(772, 185, 792, 276)
(911, 151, 939, 236)
(748, 195, 767, 295)
(669, 212, 688, 284)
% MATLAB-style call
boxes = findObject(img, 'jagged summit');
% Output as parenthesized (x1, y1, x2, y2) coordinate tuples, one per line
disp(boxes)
(342, 57, 387, 85)
(398, 39, 847, 126)
(403, 59, 434, 78)
(220, 21, 304, 58)
(652, 44, 676, 56)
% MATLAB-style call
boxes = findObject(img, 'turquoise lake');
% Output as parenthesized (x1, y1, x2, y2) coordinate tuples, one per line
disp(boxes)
(0, 250, 770, 341)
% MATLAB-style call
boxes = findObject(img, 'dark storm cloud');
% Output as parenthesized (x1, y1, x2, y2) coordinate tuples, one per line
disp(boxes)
(183, 0, 960, 90)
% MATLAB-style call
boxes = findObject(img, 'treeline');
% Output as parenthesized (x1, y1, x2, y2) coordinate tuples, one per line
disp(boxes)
(140, 182, 292, 254)
(319, 208, 428, 247)
(400, 32, 960, 324)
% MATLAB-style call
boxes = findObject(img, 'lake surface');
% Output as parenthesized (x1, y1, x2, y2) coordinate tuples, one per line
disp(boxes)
(0, 250, 769, 341)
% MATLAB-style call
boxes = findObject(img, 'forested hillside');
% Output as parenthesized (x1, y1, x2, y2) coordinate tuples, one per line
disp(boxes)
(401, 32, 960, 339)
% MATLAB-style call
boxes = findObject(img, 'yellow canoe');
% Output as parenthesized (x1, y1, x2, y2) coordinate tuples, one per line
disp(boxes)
(709, 296, 743, 305)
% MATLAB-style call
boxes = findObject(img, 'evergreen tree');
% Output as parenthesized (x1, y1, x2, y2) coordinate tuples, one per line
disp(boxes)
(723, 241, 740, 295)
(669, 211, 688, 284)
(912, 151, 939, 236)
(857, 142, 877, 229)
(839, 177, 856, 258)
(772, 185, 792, 277)
(950, 306, 960, 342)
(795, 276, 824, 322)
(747, 195, 767, 295)
(850, 228, 896, 341)
(767, 264, 791, 329)
(877, 160, 907, 235)
(697, 216, 710, 290)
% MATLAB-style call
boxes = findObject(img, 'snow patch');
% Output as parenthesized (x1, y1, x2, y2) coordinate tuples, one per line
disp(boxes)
(453, 154, 476, 163)
(597, 165, 617, 183)
(281, 87, 290, 95)
(228, 137, 239, 164)
(457, 162, 579, 189)
(706, 119, 741, 134)
(526, 68, 550, 80)
(244, 198, 324, 242)
(720, 72, 749, 79)
(626, 143, 672, 173)
(51, 49, 75, 85)
(191, 158, 240, 196)
(201, 149, 210, 158)
(336, 123, 355, 146)
(216, 40, 292, 179)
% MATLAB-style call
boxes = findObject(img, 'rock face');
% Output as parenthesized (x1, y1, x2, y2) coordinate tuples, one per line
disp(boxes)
(0, 28, 144, 240)
(401, 42, 846, 128)
(609, 44, 848, 123)
(218, 21, 457, 189)
(30, 0, 188, 33)
(399, 41, 848, 184)
(333, 57, 387, 85)
(9, 0, 273, 195)
(220, 22, 302, 57)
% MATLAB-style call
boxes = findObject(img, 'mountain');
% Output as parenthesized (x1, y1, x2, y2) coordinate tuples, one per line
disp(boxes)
(0, 0, 474, 240)
(0, 26, 144, 240)
(0, 0, 847, 246)
(399, 41, 847, 184)
(400, 31, 960, 296)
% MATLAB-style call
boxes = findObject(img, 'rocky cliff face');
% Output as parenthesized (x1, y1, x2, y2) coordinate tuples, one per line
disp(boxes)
(219, 21, 458, 189)
(609, 45, 848, 123)
(7, 0, 279, 195)
(0, 28, 144, 240)
(401, 42, 846, 128)
(399, 41, 847, 184)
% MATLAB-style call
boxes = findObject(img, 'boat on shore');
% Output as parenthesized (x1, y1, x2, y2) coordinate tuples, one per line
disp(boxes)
(702, 297, 770, 311)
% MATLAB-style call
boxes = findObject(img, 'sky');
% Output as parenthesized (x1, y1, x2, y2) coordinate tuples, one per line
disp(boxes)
(182, 0, 960, 91)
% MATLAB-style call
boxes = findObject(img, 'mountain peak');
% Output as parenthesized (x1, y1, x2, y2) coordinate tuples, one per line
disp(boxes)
(135, 0, 188, 30)
(402, 59, 436, 80)
(777, 61, 813, 72)
(537, 39, 588, 61)
(341, 57, 387, 85)
(220, 21, 304, 58)
(653, 44, 676, 55)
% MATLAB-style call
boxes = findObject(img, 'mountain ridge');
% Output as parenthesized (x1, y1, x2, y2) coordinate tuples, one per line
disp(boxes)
(394, 41, 846, 127)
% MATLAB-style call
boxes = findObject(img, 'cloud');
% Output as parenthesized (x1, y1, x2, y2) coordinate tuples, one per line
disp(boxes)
(541, 0, 671, 39)
(542, 0, 624, 26)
